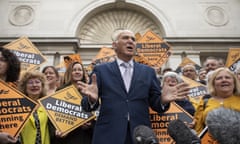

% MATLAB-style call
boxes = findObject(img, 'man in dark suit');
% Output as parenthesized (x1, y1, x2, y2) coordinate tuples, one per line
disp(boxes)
(79, 29, 189, 144)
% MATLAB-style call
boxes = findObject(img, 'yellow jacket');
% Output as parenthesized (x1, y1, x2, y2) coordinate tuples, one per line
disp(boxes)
(194, 95, 240, 134)
(20, 106, 50, 144)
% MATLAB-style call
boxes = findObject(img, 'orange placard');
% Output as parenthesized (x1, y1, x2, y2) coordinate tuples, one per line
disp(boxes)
(150, 102, 193, 144)
(56, 54, 82, 74)
(63, 54, 82, 68)
(134, 53, 151, 66)
(92, 47, 116, 65)
(137, 30, 163, 43)
(199, 127, 218, 144)
(175, 57, 201, 73)
(91, 47, 151, 67)
(225, 48, 240, 72)
(135, 32, 142, 41)
(0, 80, 38, 137)
(181, 76, 207, 109)
(136, 30, 172, 67)
(38, 85, 95, 136)
(3, 37, 47, 73)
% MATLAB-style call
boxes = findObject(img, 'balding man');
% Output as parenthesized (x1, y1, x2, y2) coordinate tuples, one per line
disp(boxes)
(182, 64, 198, 81)
(203, 56, 220, 74)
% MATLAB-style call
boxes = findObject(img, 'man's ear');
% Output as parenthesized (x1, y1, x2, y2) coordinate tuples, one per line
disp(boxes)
(112, 41, 117, 51)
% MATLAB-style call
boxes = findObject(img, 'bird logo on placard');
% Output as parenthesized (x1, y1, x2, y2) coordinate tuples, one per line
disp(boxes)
(64, 92, 77, 100)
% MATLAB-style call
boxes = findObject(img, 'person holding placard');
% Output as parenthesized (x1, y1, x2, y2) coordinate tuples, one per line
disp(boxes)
(0, 47, 20, 144)
(50, 61, 94, 144)
(0, 47, 20, 87)
(17, 71, 50, 144)
(78, 29, 190, 144)
(194, 67, 240, 135)
(162, 71, 195, 116)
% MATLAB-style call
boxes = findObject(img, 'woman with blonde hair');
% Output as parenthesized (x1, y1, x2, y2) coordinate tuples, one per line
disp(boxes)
(194, 67, 240, 134)
(18, 71, 50, 144)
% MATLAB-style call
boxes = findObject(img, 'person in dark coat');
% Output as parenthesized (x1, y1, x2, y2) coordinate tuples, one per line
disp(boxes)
(78, 29, 189, 144)
(50, 61, 94, 144)
(162, 71, 195, 116)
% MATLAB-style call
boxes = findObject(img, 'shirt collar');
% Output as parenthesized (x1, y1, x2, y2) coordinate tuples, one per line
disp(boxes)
(116, 57, 133, 67)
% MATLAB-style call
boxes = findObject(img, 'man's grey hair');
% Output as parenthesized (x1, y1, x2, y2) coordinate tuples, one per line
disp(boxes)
(111, 29, 134, 42)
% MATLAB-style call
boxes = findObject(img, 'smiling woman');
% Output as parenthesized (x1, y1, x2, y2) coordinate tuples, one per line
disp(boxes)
(0, 47, 20, 84)
(17, 71, 51, 144)
(194, 67, 240, 135)
(49, 61, 94, 144)
(42, 66, 60, 95)
(18, 71, 47, 101)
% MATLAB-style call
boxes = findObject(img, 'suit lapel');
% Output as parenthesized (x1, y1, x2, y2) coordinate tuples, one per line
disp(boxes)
(110, 61, 127, 92)
(128, 62, 142, 93)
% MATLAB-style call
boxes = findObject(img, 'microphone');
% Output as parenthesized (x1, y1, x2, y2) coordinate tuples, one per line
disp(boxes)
(133, 125, 158, 144)
(167, 119, 201, 144)
(206, 107, 240, 144)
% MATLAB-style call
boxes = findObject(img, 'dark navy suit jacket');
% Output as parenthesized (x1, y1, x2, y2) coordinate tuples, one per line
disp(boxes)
(82, 60, 168, 144)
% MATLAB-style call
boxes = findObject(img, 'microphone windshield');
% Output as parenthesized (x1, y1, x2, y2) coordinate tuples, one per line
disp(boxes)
(206, 107, 240, 144)
(167, 119, 200, 144)
(133, 125, 158, 144)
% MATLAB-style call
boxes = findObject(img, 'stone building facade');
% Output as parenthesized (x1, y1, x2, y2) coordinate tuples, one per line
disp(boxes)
(0, 0, 240, 71)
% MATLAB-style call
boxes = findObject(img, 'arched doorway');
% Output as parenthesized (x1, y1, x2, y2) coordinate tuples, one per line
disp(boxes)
(75, 2, 167, 65)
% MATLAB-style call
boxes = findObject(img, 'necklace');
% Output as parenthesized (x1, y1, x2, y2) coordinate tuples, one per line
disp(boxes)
(212, 96, 224, 105)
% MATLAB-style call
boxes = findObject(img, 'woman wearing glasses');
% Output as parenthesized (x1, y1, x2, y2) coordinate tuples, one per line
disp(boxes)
(17, 71, 50, 144)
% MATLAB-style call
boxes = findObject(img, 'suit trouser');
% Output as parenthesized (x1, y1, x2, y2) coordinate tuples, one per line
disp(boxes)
(124, 122, 133, 144)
